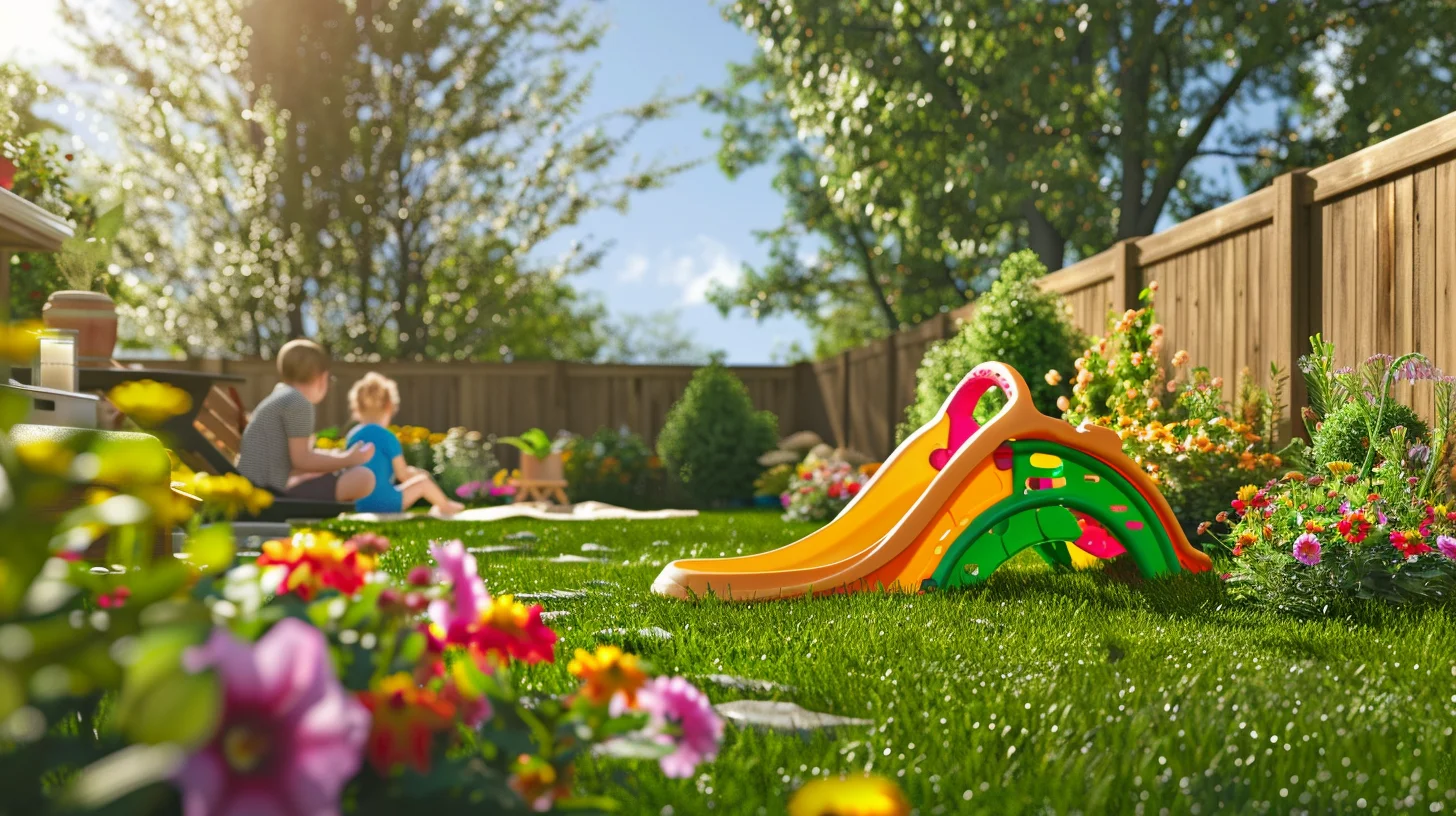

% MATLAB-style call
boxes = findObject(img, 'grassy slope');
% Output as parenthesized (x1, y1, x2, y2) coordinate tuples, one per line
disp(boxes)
(324, 512, 1456, 815)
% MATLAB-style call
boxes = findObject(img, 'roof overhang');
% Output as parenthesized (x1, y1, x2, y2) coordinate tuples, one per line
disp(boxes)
(0, 187, 74, 252)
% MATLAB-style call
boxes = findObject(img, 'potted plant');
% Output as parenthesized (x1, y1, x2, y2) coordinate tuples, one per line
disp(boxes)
(497, 427, 568, 482)
(42, 203, 123, 363)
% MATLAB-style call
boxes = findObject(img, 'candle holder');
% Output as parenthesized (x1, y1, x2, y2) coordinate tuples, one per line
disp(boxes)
(34, 328, 78, 393)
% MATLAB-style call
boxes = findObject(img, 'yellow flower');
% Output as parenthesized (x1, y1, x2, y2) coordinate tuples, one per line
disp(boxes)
(107, 379, 194, 427)
(1235, 484, 1260, 503)
(0, 321, 42, 365)
(1326, 461, 1354, 476)
(428, 432, 446, 445)
(788, 775, 911, 816)
(183, 472, 273, 519)
(568, 645, 648, 707)
(15, 438, 75, 477)
(1171, 350, 1190, 367)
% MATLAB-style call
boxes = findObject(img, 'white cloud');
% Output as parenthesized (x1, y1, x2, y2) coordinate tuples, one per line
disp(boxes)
(618, 252, 649, 283)
(620, 236, 743, 305)
(658, 235, 742, 306)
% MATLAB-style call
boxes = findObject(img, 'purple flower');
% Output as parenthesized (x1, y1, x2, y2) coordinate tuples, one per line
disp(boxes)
(1438, 535, 1456, 561)
(177, 619, 369, 816)
(1339, 500, 1351, 514)
(614, 676, 723, 779)
(1408, 444, 1432, 465)
(456, 481, 482, 500)
(1292, 533, 1322, 566)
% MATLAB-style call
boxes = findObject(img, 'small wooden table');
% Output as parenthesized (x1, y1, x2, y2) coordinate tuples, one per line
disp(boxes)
(515, 479, 570, 505)
(76, 366, 247, 475)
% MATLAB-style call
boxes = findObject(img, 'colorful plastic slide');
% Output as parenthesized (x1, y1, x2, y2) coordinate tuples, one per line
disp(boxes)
(651, 363, 1211, 601)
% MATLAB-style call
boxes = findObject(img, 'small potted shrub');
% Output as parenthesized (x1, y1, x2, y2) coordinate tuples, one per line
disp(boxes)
(498, 427, 568, 482)
(42, 203, 124, 363)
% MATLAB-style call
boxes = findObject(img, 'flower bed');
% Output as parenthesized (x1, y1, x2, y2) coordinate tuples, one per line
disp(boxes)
(781, 458, 870, 522)
(1221, 338, 1456, 613)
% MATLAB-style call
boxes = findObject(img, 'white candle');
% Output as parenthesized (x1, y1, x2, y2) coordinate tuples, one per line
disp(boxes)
(36, 335, 76, 391)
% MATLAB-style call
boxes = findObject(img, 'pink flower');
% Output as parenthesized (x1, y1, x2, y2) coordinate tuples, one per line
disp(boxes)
(177, 619, 369, 816)
(428, 540, 489, 643)
(1437, 535, 1456, 560)
(616, 676, 723, 779)
(1292, 533, 1321, 566)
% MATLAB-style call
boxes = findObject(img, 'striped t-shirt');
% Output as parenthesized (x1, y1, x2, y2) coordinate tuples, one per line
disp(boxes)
(237, 384, 315, 492)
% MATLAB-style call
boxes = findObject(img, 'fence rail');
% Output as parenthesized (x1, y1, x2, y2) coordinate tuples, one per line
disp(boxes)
(140, 110, 1456, 462)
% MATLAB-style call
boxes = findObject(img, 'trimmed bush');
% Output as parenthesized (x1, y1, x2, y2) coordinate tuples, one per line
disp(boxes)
(900, 250, 1082, 438)
(1311, 399, 1429, 469)
(657, 363, 778, 505)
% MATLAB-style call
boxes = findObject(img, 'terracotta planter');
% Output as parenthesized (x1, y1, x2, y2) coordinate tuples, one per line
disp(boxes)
(43, 290, 118, 364)
(519, 451, 564, 482)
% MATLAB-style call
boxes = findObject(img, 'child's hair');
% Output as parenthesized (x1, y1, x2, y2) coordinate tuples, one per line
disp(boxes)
(277, 338, 331, 384)
(349, 372, 399, 419)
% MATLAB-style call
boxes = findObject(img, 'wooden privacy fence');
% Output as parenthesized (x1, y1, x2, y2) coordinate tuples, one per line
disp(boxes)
(145, 110, 1456, 463)
(813, 109, 1456, 457)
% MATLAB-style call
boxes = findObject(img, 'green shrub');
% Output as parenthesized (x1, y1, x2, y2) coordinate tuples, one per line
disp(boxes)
(657, 363, 778, 504)
(564, 426, 667, 509)
(900, 250, 1081, 438)
(1311, 399, 1429, 469)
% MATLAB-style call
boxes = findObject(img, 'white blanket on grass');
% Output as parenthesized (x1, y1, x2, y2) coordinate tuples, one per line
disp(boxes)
(345, 501, 698, 523)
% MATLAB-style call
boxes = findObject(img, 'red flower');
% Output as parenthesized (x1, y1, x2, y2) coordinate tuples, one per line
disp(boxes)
(471, 595, 558, 665)
(846, 481, 862, 496)
(827, 483, 843, 499)
(1337, 510, 1371, 544)
(259, 531, 376, 600)
(358, 674, 456, 774)
(1390, 530, 1433, 558)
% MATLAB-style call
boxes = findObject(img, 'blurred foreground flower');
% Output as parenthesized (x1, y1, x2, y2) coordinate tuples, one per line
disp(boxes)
(106, 379, 193, 427)
(510, 754, 572, 813)
(615, 675, 722, 779)
(0, 321, 42, 364)
(179, 472, 272, 519)
(788, 774, 911, 816)
(258, 530, 376, 600)
(178, 618, 369, 816)
(358, 673, 456, 774)
(569, 644, 647, 706)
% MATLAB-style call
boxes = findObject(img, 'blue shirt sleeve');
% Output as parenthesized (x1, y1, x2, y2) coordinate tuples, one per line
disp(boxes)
(382, 428, 403, 460)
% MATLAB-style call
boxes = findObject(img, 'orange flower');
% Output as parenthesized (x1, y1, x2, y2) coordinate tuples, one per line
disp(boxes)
(1044, 369, 1063, 386)
(359, 673, 456, 774)
(569, 645, 648, 707)
(510, 755, 572, 812)
(1172, 350, 1190, 367)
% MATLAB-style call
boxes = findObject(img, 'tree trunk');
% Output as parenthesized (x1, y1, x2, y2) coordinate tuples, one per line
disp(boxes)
(1115, 6, 1157, 240)
(847, 226, 899, 330)
(1022, 200, 1067, 272)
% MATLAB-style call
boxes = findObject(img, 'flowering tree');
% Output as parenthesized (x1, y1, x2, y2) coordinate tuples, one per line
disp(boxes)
(59, 0, 685, 360)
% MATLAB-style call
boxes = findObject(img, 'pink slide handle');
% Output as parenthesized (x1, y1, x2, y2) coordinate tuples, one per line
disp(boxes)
(927, 362, 1026, 471)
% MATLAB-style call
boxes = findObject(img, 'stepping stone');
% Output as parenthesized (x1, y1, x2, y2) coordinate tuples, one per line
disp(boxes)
(546, 554, 604, 564)
(515, 589, 587, 601)
(581, 543, 613, 552)
(702, 674, 795, 694)
(236, 550, 261, 559)
(713, 700, 873, 732)
(586, 579, 615, 588)
(651, 540, 671, 547)
(596, 626, 673, 641)
(504, 531, 539, 542)
(468, 545, 522, 555)
(539, 610, 571, 622)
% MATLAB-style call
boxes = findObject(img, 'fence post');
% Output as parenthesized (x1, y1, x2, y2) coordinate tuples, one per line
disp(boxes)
(1110, 238, 1142, 314)
(1273, 169, 1316, 442)
(839, 350, 852, 449)
(883, 333, 897, 459)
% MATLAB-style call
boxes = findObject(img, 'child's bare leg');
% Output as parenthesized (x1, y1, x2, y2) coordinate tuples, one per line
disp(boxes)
(399, 472, 464, 515)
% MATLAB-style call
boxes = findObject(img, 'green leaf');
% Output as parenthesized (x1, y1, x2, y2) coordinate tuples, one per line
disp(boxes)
(184, 524, 235, 574)
(339, 583, 383, 630)
(64, 743, 185, 811)
(91, 202, 126, 241)
(113, 627, 219, 748)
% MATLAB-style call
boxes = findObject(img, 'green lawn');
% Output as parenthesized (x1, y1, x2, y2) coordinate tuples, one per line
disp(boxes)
(322, 512, 1456, 815)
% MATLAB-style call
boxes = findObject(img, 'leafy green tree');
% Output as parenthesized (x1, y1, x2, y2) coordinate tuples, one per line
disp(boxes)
(61, 0, 686, 360)
(597, 310, 718, 366)
(709, 1, 1456, 352)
